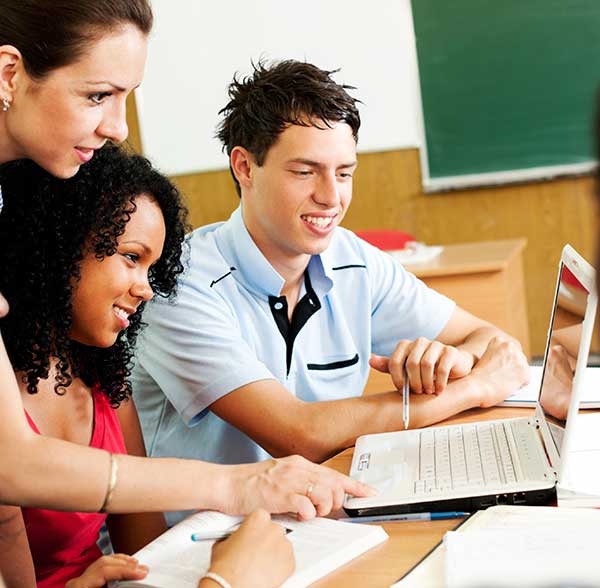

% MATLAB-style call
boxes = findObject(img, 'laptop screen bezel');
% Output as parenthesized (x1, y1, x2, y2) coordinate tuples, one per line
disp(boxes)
(534, 244, 597, 475)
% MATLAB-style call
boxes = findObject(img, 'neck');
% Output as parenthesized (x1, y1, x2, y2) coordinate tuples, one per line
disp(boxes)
(241, 202, 311, 291)
(0, 113, 24, 165)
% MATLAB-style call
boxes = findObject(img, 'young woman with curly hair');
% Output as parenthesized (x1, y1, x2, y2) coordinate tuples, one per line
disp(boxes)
(0, 146, 298, 588)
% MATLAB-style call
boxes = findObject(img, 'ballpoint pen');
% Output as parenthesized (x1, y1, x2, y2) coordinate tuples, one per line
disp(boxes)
(191, 525, 240, 542)
(339, 511, 469, 524)
(402, 362, 410, 430)
(191, 524, 291, 541)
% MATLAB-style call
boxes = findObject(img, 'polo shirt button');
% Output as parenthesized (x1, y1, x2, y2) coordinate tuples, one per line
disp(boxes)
(274, 302, 284, 310)
(309, 299, 315, 305)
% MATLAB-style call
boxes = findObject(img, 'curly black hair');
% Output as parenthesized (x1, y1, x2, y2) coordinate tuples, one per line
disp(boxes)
(0, 144, 189, 406)
(216, 59, 361, 196)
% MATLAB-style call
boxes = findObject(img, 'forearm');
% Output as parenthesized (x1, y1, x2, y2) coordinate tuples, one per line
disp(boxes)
(457, 325, 514, 362)
(0, 506, 36, 588)
(0, 336, 237, 514)
(265, 379, 481, 462)
(1, 438, 233, 513)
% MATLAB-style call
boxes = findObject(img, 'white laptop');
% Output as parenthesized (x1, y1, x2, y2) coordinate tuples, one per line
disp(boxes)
(344, 244, 597, 516)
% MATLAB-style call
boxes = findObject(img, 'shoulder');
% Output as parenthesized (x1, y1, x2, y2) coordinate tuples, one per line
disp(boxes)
(177, 223, 236, 296)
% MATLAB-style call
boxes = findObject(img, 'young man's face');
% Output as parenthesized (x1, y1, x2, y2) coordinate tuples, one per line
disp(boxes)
(241, 121, 357, 274)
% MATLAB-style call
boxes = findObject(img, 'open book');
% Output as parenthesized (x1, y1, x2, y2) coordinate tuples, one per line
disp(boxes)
(391, 505, 600, 587)
(500, 365, 600, 407)
(118, 511, 387, 588)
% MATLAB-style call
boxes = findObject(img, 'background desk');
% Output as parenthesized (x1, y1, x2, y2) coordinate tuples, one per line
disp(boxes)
(405, 239, 530, 357)
(318, 405, 532, 588)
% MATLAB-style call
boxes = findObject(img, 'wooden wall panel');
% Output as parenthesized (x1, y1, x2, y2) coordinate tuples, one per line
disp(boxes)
(126, 96, 599, 357)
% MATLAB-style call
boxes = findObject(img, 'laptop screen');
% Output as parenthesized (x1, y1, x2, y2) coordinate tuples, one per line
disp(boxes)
(538, 263, 590, 453)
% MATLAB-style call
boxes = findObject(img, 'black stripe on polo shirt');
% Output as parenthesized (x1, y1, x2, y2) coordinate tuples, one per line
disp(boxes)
(210, 267, 236, 288)
(307, 353, 359, 371)
(332, 264, 366, 271)
(269, 271, 321, 376)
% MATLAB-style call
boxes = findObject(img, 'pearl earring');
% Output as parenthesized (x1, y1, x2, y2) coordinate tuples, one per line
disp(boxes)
(2, 98, 10, 112)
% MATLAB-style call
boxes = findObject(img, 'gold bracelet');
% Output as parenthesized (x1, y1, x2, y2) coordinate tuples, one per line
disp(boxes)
(99, 452, 119, 513)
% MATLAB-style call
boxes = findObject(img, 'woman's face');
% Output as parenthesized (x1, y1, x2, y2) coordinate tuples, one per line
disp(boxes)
(5, 24, 147, 178)
(70, 195, 166, 348)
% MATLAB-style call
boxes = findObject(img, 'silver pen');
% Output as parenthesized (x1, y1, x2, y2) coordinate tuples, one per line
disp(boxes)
(402, 362, 410, 429)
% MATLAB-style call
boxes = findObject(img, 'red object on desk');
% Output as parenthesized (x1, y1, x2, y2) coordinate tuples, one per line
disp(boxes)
(355, 230, 416, 251)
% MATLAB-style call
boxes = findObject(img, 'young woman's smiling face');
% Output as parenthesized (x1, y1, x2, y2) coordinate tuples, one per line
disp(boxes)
(69, 195, 165, 348)
(2, 24, 147, 177)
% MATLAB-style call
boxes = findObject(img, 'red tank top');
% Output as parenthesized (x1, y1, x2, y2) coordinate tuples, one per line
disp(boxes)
(22, 388, 127, 588)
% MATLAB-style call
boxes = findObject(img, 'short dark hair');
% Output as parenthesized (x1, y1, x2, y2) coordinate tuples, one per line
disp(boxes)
(0, 144, 188, 406)
(0, 0, 153, 79)
(216, 59, 361, 196)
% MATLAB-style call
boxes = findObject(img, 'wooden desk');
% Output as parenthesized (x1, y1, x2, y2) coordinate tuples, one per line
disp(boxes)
(404, 239, 530, 357)
(316, 405, 533, 588)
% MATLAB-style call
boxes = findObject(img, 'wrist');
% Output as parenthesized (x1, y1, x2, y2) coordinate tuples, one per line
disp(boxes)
(208, 464, 237, 513)
(199, 570, 233, 588)
(462, 371, 493, 409)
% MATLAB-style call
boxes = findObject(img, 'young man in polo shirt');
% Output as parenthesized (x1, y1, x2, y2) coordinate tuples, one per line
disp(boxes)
(132, 61, 528, 523)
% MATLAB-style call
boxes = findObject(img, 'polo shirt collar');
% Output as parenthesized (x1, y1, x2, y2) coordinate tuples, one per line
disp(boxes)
(216, 206, 285, 297)
(307, 253, 334, 297)
(216, 205, 335, 298)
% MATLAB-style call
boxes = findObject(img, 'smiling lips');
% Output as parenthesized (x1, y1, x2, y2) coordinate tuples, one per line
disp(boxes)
(113, 305, 131, 329)
(75, 147, 96, 163)
(301, 214, 336, 231)
(75, 143, 105, 163)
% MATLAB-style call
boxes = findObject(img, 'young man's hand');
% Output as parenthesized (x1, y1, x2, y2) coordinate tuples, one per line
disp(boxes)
(370, 337, 476, 395)
(468, 337, 529, 408)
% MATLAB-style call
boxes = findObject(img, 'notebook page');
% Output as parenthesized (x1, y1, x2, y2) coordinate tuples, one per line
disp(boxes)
(502, 365, 600, 407)
(444, 506, 600, 588)
(118, 512, 388, 588)
(391, 506, 600, 588)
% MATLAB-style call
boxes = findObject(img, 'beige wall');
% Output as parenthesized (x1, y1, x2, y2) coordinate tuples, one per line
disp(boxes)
(126, 96, 598, 356)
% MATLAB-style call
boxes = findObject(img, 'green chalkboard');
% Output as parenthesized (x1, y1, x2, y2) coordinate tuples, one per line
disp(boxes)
(412, 0, 600, 188)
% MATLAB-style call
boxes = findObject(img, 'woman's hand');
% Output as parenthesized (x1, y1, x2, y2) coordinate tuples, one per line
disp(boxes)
(199, 510, 294, 588)
(221, 455, 375, 520)
(64, 554, 148, 588)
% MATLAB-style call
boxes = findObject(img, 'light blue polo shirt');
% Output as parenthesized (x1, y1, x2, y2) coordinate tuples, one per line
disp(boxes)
(132, 206, 454, 523)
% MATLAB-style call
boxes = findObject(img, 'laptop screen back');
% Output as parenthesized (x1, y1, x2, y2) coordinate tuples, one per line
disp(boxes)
(538, 263, 590, 454)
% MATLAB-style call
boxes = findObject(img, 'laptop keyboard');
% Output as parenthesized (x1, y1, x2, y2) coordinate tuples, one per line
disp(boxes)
(413, 420, 545, 494)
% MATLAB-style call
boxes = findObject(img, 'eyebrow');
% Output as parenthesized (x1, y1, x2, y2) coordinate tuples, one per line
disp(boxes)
(287, 158, 358, 169)
(121, 240, 152, 254)
(85, 81, 141, 92)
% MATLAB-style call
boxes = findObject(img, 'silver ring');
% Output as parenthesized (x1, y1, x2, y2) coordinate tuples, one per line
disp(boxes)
(306, 483, 314, 499)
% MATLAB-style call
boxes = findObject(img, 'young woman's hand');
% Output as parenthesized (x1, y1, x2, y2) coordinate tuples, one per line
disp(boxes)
(64, 554, 148, 588)
(199, 510, 294, 588)
(222, 455, 375, 520)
